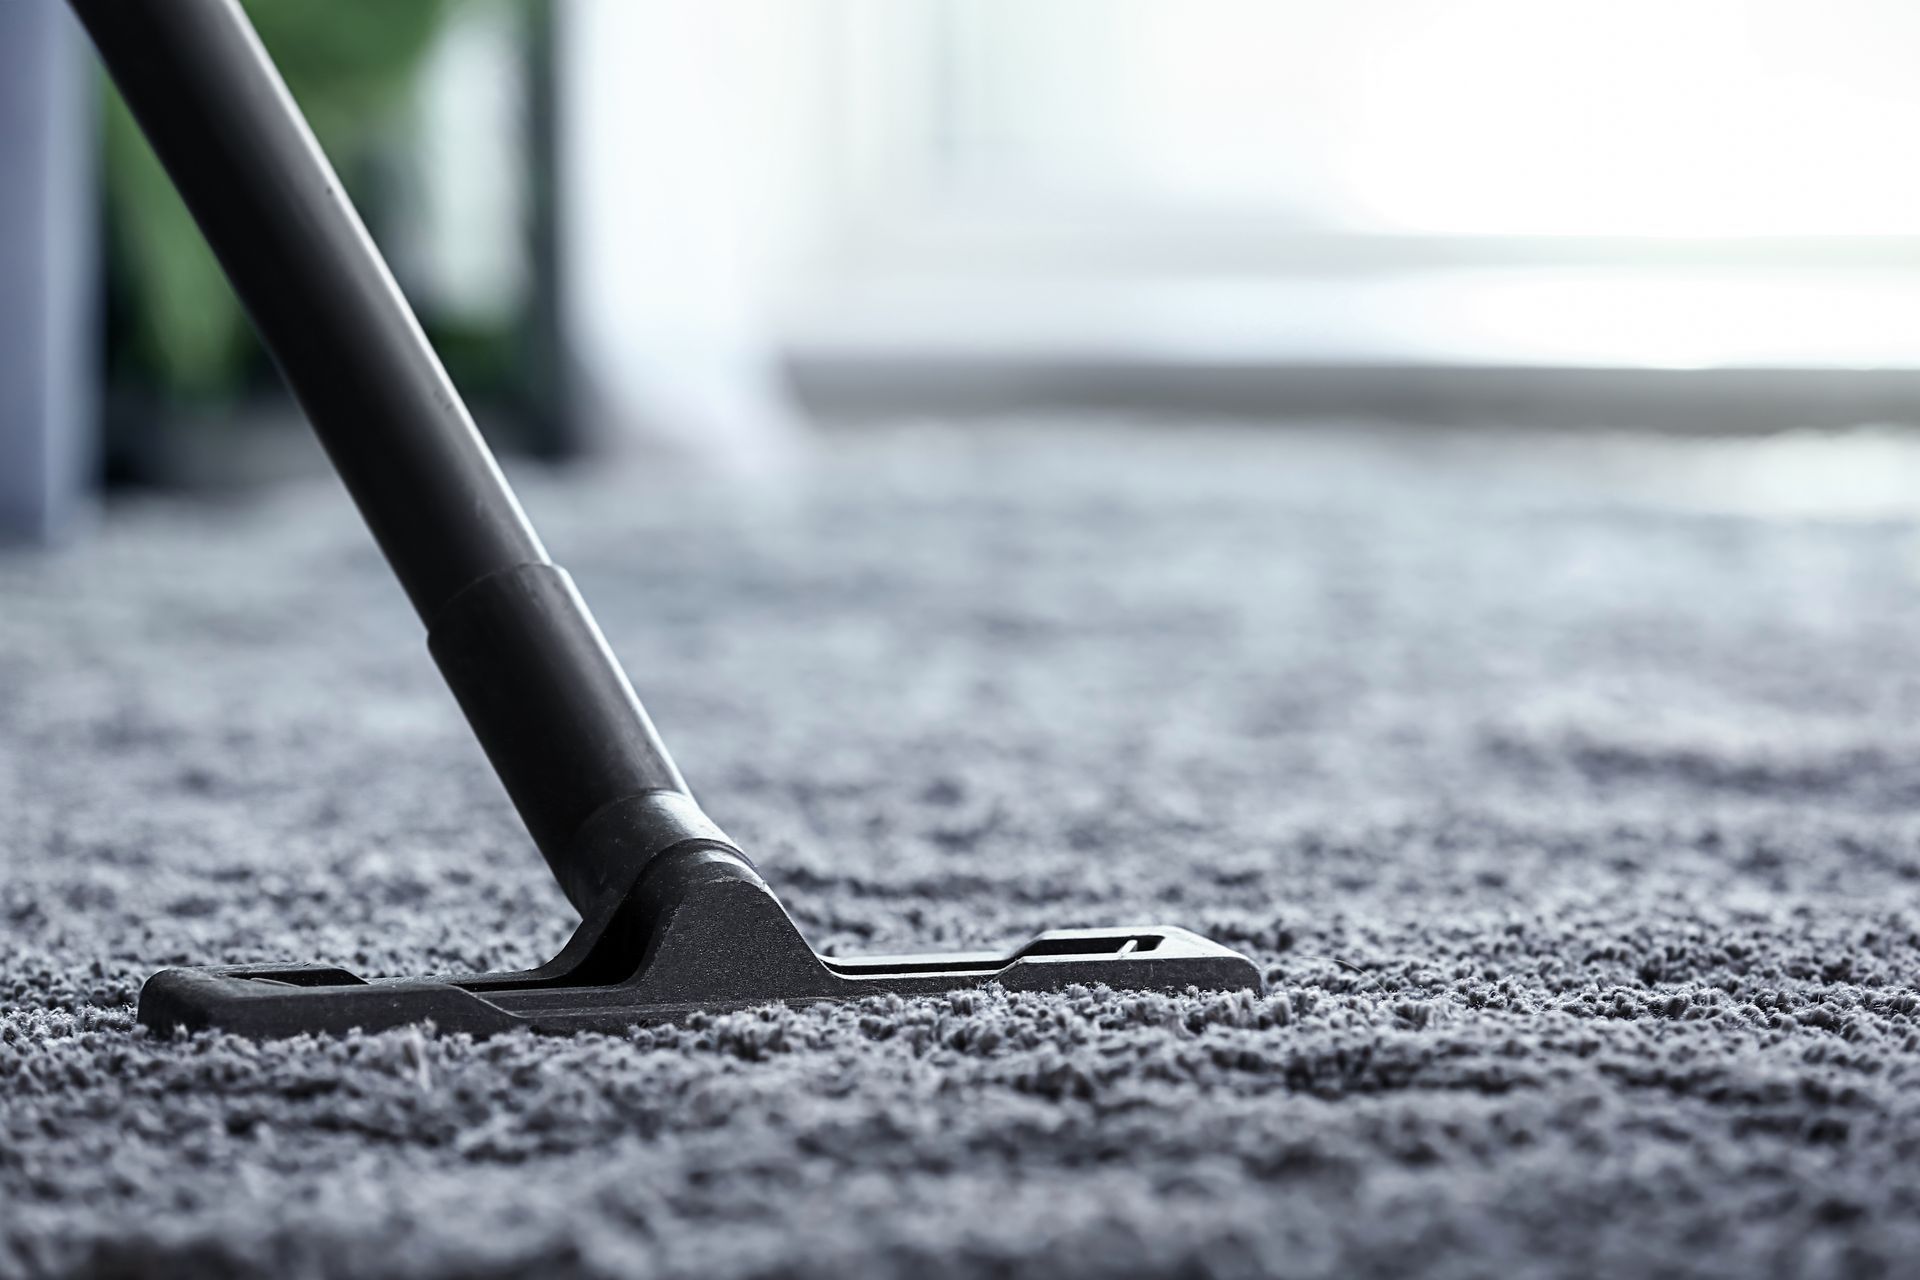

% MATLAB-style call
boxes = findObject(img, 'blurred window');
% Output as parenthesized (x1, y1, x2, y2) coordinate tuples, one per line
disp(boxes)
(564, 0, 1920, 429)
(784, 0, 1920, 387)
(922, 0, 1920, 238)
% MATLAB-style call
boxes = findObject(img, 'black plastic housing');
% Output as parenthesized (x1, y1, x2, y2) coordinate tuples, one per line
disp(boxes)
(140, 843, 1263, 1038)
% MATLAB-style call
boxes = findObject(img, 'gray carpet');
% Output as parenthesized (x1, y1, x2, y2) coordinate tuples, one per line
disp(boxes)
(5, 421, 1920, 1279)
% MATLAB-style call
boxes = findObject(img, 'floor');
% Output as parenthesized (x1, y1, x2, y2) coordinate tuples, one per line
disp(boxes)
(4, 421, 1920, 1278)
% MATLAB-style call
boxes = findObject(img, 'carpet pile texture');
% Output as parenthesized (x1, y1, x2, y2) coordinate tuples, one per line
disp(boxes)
(4, 423, 1920, 1278)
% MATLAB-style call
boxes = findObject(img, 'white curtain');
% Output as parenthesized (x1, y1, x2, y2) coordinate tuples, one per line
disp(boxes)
(560, 0, 845, 467)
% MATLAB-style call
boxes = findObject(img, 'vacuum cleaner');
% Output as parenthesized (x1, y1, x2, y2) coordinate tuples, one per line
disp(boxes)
(70, 0, 1262, 1039)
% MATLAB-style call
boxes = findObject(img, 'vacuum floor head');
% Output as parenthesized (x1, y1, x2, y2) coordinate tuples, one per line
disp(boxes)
(141, 802, 1261, 1039)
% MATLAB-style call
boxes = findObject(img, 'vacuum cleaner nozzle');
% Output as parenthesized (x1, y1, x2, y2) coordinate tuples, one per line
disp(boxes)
(139, 797, 1262, 1039)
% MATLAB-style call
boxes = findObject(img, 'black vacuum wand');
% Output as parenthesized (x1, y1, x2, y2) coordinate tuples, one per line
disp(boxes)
(73, 0, 1262, 1038)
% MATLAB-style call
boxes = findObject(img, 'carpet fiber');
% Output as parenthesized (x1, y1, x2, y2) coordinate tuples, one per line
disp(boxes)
(5, 423, 1920, 1279)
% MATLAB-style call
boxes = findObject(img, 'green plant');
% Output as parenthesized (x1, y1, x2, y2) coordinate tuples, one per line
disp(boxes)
(102, 0, 447, 399)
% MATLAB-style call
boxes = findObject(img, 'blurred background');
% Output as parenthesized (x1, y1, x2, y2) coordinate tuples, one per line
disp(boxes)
(7, 0, 1920, 541)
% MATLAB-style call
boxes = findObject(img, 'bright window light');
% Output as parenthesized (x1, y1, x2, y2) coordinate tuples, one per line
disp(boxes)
(937, 0, 1920, 237)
